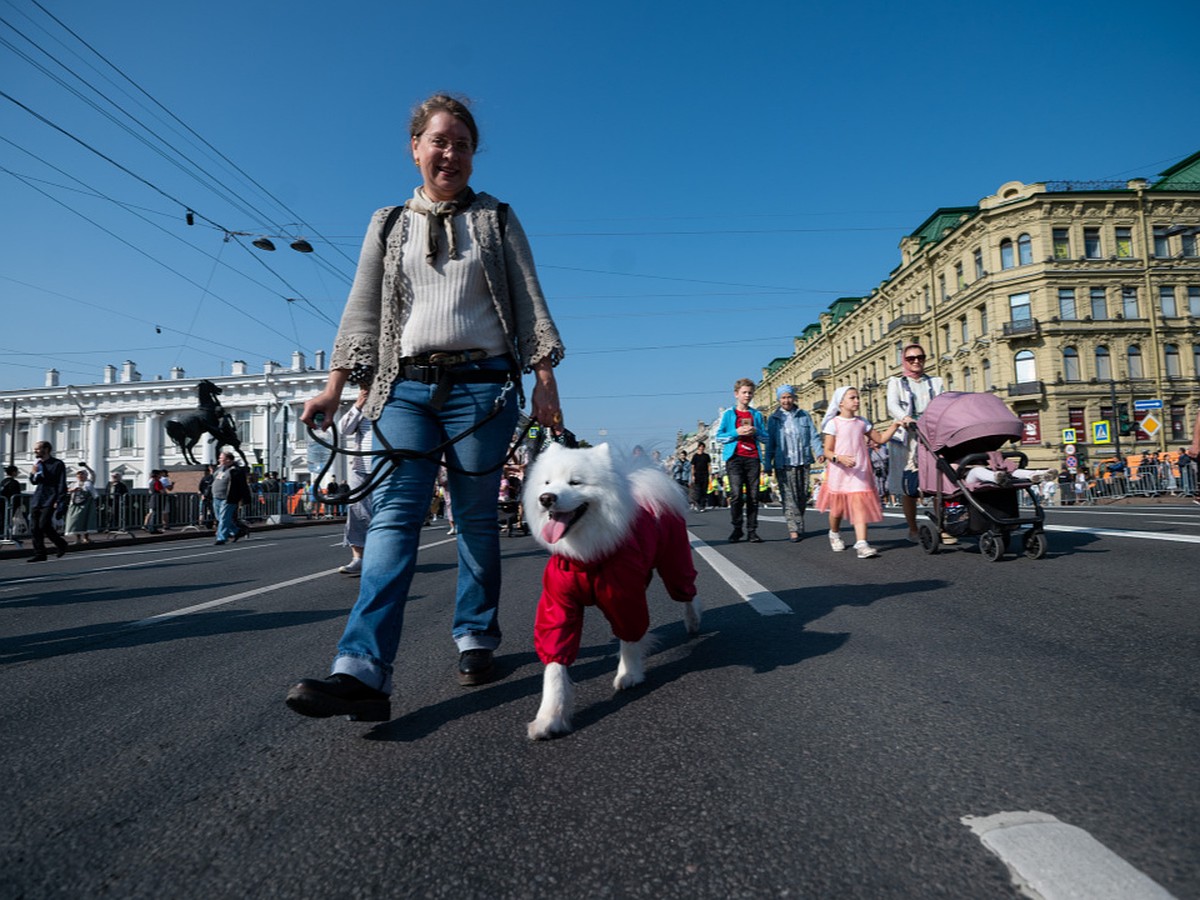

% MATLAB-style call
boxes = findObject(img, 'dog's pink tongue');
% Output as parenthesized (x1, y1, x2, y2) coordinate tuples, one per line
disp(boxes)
(542, 512, 571, 544)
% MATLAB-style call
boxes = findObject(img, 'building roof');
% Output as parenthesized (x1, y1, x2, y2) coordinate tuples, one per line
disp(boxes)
(828, 297, 863, 324)
(909, 206, 978, 247)
(1150, 150, 1200, 191)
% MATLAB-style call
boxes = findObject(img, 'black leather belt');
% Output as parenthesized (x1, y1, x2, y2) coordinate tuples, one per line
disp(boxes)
(398, 351, 514, 410)
(402, 365, 509, 386)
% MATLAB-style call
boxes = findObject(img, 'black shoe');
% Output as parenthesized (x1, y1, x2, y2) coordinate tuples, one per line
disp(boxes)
(55, 546, 67, 558)
(285, 674, 390, 722)
(457, 649, 496, 686)
(747, 532, 764, 543)
(27, 555, 47, 563)
(729, 528, 744, 543)
(214, 540, 226, 545)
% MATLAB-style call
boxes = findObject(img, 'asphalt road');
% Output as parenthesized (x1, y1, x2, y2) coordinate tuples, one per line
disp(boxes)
(1, 503, 1196, 899)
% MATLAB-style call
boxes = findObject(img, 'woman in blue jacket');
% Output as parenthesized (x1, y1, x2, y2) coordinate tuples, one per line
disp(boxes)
(764, 385, 825, 542)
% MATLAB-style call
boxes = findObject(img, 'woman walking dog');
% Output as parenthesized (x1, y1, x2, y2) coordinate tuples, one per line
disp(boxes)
(287, 94, 565, 722)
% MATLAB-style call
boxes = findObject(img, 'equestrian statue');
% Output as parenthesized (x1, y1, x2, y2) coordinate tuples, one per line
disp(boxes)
(165, 380, 248, 466)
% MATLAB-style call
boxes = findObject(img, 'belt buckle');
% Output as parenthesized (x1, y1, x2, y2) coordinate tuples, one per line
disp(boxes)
(408, 364, 439, 384)
(427, 352, 455, 366)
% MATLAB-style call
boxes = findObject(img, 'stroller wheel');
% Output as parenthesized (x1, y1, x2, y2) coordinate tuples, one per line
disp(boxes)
(918, 522, 940, 554)
(979, 530, 1005, 562)
(1023, 530, 1048, 560)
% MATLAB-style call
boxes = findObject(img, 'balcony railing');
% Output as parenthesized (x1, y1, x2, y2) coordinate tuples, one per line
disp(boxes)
(1007, 381, 1045, 396)
(1002, 319, 1039, 337)
(888, 314, 922, 332)
(811, 368, 830, 381)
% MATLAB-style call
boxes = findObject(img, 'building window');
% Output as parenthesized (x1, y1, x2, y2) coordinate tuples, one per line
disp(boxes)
(1009, 292, 1032, 323)
(941, 323, 951, 354)
(963, 367, 974, 392)
(978, 304, 989, 335)
(955, 262, 965, 291)
(1164, 344, 1181, 378)
(16, 423, 30, 455)
(1193, 344, 1200, 376)
(1171, 406, 1186, 441)
(1183, 232, 1198, 257)
(959, 316, 969, 344)
(1018, 233, 1033, 265)
(1121, 286, 1139, 318)
(982, 359, 993, 390)
(1090, 287, 1107, 320)
(1052, 228, 1070, 260)
(1062, 347, 1081, 382)
(1058, 288, 1077, 320)
(895, 342, 903, 366)
(66, 419, 82, 452)
(1190, 286, 1200, 316)
(1152, 226, 1170, 258)
(120, 416, 136, 449)
(999, 239, 1014, 270)
(924, 285, 931, 310)
(1115, 226, 1133, 258)
(1127, 345, 1143, 379)
(974, 248, 985, 279)
(1015, 350, 1037, 383)
(1095, 346, 1112, 381)
(939, 274, 948, 302)
(945, 371, 954, 390)
(234, 409, 254, 447)
(1084, 227, 1101, 259)
(1160, 286, 1178, 317)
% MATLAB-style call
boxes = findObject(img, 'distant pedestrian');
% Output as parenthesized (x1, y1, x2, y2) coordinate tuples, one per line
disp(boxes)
(64, 464, 98, 545)
(817, 386, 903, 559)
(27, 441, 68, 562)
(715, 378, 767, 543)
(212, 451, 250, 544)
(764, 384, 823, 542)
(689, 443, 711, 511)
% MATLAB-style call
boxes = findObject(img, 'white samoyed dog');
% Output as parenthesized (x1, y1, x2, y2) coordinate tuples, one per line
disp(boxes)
(522, 443, 701, 740)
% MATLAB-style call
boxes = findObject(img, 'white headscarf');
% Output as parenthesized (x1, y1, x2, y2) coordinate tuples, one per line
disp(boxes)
(822, 386, 852, 431)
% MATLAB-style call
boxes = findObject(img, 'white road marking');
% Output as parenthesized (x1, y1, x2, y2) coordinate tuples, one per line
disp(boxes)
(687, 531, 792, 616)
(128, 537, 458, 627)
(963, 811, 1176, 900)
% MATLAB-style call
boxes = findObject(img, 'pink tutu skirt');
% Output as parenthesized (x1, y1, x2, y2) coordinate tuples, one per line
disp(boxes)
(815, 488, 883, 524)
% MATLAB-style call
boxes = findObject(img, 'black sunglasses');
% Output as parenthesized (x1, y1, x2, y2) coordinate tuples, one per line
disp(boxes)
(904, 355, 926, 362)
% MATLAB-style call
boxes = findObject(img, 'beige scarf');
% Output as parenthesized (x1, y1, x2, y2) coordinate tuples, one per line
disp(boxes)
(406, 187, 476, 266)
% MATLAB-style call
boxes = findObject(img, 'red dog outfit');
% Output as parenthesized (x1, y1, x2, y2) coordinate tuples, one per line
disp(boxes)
(534, 506, 697, 666)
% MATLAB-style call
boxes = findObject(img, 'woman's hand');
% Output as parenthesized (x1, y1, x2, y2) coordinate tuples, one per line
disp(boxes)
(302, 370, 350, 431)
(530, 360, 560, 427)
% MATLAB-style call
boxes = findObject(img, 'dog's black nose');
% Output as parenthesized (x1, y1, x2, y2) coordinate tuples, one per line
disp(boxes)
(539, 492, 556, 508)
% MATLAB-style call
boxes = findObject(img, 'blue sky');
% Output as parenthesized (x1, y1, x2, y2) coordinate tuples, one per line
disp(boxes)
(2, 0, 1198, 453)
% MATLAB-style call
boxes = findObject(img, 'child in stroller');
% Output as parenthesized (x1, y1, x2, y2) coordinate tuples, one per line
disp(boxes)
(915, 391, 1050, 561)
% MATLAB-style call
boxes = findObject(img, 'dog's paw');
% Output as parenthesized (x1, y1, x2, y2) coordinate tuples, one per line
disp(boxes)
(682, 597, 703, 636)
(612, 669, 645, 691)
(527, 714, 571, 741)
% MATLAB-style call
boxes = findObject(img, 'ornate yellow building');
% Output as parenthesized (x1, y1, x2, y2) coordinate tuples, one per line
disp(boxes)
(759, 151, 1200, 468)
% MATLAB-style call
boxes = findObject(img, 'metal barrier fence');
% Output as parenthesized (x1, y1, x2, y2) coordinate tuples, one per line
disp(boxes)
(0, 490, 341, 542)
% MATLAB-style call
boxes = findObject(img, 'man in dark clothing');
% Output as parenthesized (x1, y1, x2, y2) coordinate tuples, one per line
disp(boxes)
(690, 442, 712, 511)
(28, 441, 68, 561)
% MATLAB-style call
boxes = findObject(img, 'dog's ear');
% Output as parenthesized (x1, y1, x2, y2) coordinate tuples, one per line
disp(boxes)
(594, 443, 610, 458)
(542, 442, 564, 460)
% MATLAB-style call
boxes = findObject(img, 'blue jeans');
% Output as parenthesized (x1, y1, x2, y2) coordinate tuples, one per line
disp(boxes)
(332, 359, 519, 693)
(214, 497, 237, 542)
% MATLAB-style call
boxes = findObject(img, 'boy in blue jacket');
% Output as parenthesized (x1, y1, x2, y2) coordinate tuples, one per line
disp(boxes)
(714, 378, 767, 543)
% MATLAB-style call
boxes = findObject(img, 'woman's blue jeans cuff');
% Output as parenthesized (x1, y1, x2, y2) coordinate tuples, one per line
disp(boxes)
(332, 654, 390, 694)
(454, 632, 501, 653)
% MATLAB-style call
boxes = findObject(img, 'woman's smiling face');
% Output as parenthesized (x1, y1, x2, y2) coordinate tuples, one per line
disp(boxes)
(412, 111, 474, 201)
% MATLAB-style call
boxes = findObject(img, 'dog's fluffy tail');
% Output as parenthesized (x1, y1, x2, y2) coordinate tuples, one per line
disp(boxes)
(628, 465, 688, 520)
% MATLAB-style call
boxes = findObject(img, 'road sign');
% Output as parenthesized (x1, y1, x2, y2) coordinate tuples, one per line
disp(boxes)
(1133, 399, 1162, 411)
(1064, 443, 1077, 456)
(1061, 428, 1077, 444)
(1065, 455, 1079, 469)
(1092, 421, 1111, 444)
(1139, 411, 1161, 436)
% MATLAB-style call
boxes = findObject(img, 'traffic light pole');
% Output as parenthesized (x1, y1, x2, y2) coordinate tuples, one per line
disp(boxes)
(1109, 379, 1122, 461)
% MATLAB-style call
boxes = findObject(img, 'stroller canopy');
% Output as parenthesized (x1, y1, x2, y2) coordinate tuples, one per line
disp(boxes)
(917, 391, 1022, 455)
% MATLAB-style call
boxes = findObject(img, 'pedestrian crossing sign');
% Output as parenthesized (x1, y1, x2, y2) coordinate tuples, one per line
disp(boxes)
(1092, 420, 1111, 444)
(1061, 428, 1077, 444)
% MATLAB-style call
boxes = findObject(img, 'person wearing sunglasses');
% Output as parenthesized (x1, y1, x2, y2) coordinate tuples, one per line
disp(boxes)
(885, 344, 949, 543)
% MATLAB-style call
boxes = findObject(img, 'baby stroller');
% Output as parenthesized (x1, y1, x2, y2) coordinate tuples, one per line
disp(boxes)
(914, 391, 1048, 561)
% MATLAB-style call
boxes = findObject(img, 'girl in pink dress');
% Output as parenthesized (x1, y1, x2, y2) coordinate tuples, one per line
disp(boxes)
(816, 386, 905, 558)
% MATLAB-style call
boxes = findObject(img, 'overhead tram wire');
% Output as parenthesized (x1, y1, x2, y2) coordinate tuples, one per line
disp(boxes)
(0, 146, 335, 328)
(0, 276, 289, 365)
(3, 164, 302, 345)
(1, 14, 355, 285)
(24, 0, 360, 269)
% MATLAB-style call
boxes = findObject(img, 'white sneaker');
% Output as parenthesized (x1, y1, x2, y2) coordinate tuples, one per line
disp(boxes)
(829, 531, 846, 552)
(447, 525, 457, 535)
(854, 540, 879, 559)
(338, 557, 363, 576)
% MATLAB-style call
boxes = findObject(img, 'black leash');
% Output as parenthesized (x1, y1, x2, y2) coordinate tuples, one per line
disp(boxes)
(306, 377, 520, 506)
